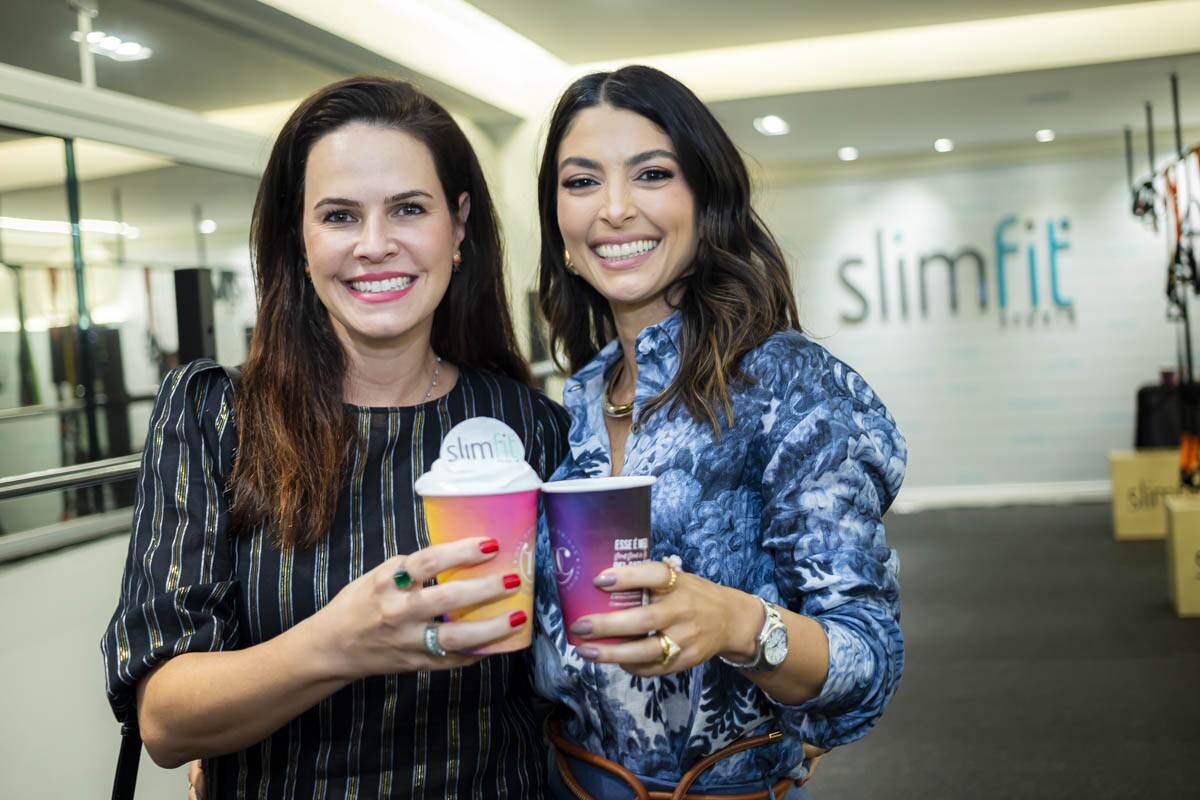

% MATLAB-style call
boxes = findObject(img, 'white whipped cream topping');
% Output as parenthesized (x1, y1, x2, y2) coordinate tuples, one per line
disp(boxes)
(414, 416, 541, 495)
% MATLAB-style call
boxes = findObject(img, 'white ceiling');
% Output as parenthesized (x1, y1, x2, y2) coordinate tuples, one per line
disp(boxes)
(464, 0, 1149, 64)
(0, 0, 340, 111)
(713, 53, 1200, 170)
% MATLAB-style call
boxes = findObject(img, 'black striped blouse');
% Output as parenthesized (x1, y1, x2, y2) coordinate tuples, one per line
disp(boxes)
(101, 360, 570, 799)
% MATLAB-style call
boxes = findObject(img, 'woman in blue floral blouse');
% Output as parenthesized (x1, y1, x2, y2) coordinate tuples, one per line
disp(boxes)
(532, 65, 908, 799)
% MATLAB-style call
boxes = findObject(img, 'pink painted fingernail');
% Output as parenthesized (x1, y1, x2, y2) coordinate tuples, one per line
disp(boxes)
(570, 620, 593, 636)
(594, 573, 617, 587)
(577, 646, 600, 660)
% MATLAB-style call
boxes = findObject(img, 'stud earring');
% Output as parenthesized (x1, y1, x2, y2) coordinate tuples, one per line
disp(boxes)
(452, 250, 462, 273)
(564, 248, 578, 275)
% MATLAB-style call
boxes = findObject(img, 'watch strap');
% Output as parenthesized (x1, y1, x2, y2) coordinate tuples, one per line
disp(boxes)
(718, 596, 780, 671)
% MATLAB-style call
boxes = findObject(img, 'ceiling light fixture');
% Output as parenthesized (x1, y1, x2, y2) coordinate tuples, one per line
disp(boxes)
(934, 138, 954, 153)
(198, 219, 217, 235)
(753, 115, 791, 136)
(69, 31, 152, 62)
(0, 215, 139, 238)
(837, 146, 859, 162)
(1036, 129, 1056, 143)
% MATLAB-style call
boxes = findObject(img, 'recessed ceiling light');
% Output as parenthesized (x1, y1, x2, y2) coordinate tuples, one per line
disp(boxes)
(934, 138, 954, 153)
(753, 115, 791, 136)
(198, 219, 218, 235)
(837, 146, 859, 162)
(1036, 129, 1056, 143)
(69, 31, 153, 62)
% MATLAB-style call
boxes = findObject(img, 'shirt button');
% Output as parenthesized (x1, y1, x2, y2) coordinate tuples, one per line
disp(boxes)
(630, 423, 641, 434)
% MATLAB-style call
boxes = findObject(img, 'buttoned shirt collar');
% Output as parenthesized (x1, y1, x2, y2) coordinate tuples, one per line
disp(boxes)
(561, 310, 682, 476)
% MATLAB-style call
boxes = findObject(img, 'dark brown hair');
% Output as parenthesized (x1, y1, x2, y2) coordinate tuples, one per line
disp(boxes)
(536, 65, 800, 434)
(231, 76, 530, 547)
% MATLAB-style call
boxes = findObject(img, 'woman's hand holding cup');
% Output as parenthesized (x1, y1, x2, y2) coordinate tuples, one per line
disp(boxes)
(569, 558, 756, 678)
(303, 536, 528, 679)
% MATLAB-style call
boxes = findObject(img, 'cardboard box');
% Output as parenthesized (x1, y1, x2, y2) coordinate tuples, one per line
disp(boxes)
(1108, 449, 1184, 540)
(1164, 495, 1200, 617)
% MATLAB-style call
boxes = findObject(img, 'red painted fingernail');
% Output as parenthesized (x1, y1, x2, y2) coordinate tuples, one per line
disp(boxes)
(509, 610, 528, 628)
(479, 538, 500, 554)
(503, 573, 521, 589)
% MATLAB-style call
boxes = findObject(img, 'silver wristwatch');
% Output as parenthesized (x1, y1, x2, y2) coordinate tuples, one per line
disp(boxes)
(719, 597, 788, 672)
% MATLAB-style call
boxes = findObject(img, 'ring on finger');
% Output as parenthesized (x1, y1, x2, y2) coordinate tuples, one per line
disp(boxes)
(423, 622, 447, 657)
(655, 563, 678, 595)
(658, 632, 682, 667)
(393, 559, 413, 589)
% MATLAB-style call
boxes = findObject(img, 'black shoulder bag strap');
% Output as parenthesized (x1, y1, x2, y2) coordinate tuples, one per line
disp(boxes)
(111, 719, 141, 800)
(111, 363, 241, 800)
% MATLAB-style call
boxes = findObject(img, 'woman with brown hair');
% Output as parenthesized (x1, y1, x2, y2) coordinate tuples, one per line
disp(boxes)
(532, 66, 906, 798)
(102, 76, 568, 798)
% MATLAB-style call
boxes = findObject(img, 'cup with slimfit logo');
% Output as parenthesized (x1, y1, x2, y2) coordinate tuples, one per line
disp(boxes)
(415, 417, 540, 654)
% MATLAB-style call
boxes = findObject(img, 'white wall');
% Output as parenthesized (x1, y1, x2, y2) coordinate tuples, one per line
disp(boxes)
(0, 536, 186, 798)
(759, 152, 1179, 492)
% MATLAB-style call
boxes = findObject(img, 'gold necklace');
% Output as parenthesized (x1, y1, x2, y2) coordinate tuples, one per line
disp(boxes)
(602, 363, 635, 419)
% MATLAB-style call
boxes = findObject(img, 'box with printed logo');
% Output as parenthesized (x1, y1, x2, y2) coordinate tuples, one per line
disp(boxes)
(1108, 449, 1183, 541)
(1164, 495, 1200, 617)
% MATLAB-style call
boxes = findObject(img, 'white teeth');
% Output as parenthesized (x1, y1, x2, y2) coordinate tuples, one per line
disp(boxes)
(593, 240, 659, 260)
(348, 276, 414, 293)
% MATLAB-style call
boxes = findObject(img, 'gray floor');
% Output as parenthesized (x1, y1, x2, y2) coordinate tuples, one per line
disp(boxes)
(810, 502, 1200, 800)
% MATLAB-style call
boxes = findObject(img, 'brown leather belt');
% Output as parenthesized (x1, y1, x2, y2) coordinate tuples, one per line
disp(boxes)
(546, 718, 800, 800)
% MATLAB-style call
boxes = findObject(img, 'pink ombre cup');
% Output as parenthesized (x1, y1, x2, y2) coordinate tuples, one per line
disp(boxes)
(542, 476, 656, 646)
(415, 417, 540, 655)
(421, 488, 537, 654)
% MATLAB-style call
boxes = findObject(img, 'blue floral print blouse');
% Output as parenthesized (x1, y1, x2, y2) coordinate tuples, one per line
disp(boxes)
(533, 311, 907, 788)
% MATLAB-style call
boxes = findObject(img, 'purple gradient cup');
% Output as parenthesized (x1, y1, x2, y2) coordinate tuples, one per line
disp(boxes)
(542, 476, 656, 646)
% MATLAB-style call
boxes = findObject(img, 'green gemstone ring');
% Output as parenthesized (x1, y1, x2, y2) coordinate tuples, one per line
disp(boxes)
(393, 569, 413, 589)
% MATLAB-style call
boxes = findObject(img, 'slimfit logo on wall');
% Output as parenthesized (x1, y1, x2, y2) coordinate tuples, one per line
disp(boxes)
(837, 215, 1074, 326)
(1128, 480, 1179, 510)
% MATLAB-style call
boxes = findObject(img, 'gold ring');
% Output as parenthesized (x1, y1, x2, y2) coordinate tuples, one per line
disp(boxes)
(658, 633, 682, 667)
(656, 564, 678, 594)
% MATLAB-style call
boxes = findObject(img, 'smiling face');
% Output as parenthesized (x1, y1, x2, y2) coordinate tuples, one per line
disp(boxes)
(555, 105, 698, 326)
(302, 123, 468, 354)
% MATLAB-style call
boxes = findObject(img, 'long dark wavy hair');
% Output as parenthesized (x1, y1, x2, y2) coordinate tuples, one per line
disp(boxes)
(231, 76, 530, 547)
(537, 65, 800, 434)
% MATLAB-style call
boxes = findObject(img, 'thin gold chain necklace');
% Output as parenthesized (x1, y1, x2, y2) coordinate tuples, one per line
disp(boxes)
(422, 356, 442, 403)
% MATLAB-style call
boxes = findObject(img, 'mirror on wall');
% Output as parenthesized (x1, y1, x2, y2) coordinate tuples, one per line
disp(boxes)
(0, 127, 259, 535)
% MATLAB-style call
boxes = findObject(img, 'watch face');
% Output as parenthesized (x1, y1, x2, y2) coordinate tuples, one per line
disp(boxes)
(764, 626, 788, 665)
